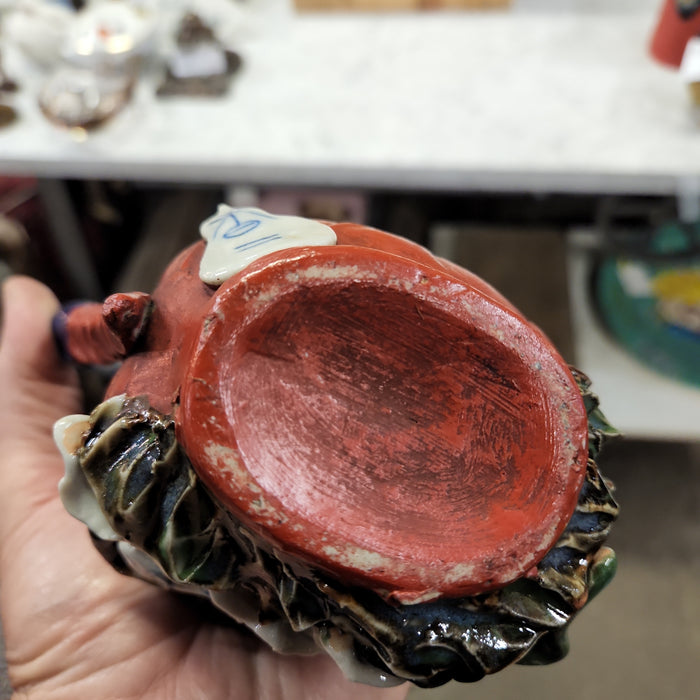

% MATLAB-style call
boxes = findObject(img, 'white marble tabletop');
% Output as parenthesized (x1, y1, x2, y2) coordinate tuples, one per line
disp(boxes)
(0, 2, 695, 194)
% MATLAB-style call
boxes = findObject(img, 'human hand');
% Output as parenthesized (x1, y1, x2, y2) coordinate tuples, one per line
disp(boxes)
(0, 276, 409, 700)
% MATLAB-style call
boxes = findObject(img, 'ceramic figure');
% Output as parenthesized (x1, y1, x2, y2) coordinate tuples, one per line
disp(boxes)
(157, 13, 242, 97)
(53, 205, 619, 687)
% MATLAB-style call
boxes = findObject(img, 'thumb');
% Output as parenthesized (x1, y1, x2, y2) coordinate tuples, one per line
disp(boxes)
(0, 275, 75, 387)
(0, 276, 81, 453)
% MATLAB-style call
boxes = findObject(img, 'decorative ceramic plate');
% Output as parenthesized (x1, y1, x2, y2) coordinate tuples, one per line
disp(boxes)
(593, 222, 700, 387)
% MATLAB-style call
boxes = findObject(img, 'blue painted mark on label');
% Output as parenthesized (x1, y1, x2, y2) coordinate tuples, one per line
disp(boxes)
(222, 219, 261, 238)
(199, 205, 337, 285)
(209, 208, 277, 241)
(234, 233, 284, 252)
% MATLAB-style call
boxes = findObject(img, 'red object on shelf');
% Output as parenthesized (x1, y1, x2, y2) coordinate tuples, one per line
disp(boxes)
(650, 0, 700, 67)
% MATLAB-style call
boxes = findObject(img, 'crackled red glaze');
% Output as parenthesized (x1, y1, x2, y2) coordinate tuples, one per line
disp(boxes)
(103, 222, 589, 601)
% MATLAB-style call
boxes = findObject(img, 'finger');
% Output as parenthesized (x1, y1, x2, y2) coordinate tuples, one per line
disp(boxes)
(0, 276, 81, 480)
(0, 276, 81, 423)
(0, 275, 77, 389)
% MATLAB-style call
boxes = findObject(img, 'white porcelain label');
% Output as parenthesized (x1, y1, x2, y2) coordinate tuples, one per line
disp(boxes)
(199, 205, 337, 286)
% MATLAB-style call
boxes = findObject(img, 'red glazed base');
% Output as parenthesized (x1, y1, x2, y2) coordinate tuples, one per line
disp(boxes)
(178, 243, 588, 602)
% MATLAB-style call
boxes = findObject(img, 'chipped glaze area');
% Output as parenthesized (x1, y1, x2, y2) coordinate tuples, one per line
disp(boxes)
(54, 410, 120, 542)
(198, 205, 337, 286)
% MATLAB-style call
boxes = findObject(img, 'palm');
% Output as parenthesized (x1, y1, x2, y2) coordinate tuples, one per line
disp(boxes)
(0, 277, 408, 700)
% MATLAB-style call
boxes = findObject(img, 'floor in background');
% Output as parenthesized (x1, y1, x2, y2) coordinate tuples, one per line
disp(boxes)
(430, 225, 574, 361)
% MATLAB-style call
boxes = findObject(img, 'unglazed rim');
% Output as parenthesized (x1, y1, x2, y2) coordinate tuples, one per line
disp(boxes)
(179, 245, 589, 601)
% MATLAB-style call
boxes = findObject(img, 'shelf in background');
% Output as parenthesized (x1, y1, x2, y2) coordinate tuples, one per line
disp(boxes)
(0, 5, 696, 194)
(567, 229, 700, 442)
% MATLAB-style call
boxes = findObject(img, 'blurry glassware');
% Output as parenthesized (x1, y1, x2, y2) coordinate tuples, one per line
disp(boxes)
(38, 63, 134, 131)
(35, 2, 156, 133)
(62, 0, 156, 67)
